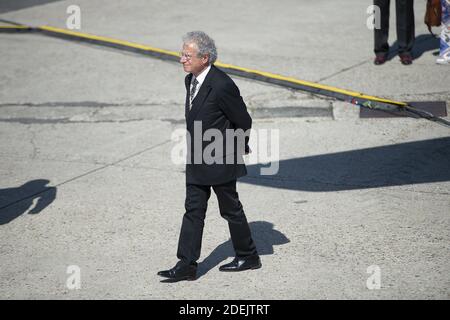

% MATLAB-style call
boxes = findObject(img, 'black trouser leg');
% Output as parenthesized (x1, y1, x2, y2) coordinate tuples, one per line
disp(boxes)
(177, 184, 211, 266)
(395, 0, 415, 55)
(374, 0, 391, 57)
(213, 180, 257, 258)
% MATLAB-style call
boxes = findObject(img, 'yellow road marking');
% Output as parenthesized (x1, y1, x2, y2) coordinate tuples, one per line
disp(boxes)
(0, 25, 30, 29)
(39, 25, 180, 58)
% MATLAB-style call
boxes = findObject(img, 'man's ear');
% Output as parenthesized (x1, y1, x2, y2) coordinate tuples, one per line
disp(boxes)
(202, 54, 210, 64)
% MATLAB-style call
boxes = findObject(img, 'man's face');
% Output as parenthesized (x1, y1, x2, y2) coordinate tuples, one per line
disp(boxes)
(180, 42, 209, 76)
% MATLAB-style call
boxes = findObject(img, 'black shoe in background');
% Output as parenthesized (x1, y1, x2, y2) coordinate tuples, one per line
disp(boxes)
(374, 55, 388, 65)
(399, 53, 413, 65)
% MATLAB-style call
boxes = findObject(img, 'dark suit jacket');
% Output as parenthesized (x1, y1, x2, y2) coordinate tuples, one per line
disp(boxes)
(185, 65, 252, 185)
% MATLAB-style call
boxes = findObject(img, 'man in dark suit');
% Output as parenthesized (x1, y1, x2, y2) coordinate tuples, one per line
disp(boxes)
(157, 31, 261, 282)
(373, 0, 415, 65)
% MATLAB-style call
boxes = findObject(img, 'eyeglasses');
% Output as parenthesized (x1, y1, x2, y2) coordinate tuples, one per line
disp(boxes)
(180, 52, 201, 61)
(180, 52, 194, 60)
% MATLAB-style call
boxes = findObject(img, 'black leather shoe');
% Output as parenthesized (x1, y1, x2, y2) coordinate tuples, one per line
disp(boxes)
(219, 255, 262, 272)
(157, 263, 197, 282)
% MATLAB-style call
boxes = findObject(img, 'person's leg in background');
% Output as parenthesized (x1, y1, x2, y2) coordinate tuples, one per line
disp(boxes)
(396, 0, 415, 65)
(374, 0, 391, 64)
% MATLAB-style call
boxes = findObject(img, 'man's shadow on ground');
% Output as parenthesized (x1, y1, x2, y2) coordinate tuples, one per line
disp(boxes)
(197, 221, 289, 278)
(387, 33, 440, 61)
(0, 179, 57, 225)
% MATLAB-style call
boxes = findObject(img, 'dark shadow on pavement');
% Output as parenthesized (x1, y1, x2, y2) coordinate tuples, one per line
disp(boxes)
(241, 137, 450, 192)
(196, 221, 290, 278)
(0, 0, 62, 14)
(0, 179, 57, 225)
(387, 34, 440, 61)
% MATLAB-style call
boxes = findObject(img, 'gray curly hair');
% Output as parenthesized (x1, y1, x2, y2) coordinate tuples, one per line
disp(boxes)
(182, 31, 218, 64)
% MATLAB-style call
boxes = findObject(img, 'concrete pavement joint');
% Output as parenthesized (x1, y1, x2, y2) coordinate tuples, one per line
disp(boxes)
(0, 101, 179, 108)
(0, 155, 185, 175)
(317, 59, 371, 83)
(249, 106, 332, 119)
(0, 155, 106, 166)
(0, 118, 150, 124)
(160, 118, 185, 124)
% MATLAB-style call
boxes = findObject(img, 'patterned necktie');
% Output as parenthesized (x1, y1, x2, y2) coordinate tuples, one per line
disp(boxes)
(189, 78, 198, 111)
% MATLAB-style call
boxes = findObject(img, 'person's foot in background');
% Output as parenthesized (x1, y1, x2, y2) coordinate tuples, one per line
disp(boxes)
(399, 53, 413, 65)
(436, 53, 450, 64)
(374, 54, 388, 65)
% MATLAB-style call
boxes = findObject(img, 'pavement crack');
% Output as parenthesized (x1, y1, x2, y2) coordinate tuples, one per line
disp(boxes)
(51, 139, 172, 188)
(27, 125, 39, 159)
(0, 155, 184, 174)
(0, 139, 172, 211)
(316, 59, 370, 83)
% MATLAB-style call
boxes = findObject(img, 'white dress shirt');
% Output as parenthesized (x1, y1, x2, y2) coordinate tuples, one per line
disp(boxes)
(190, 64, 211, 101)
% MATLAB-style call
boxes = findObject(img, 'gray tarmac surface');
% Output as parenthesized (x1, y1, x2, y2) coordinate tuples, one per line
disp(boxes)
(0, 0, 449, 299)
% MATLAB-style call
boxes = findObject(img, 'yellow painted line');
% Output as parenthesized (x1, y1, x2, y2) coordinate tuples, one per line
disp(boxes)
(215, 62, 407, 106)
(39, 25, 406, 107)
(0, 25, 30, 29)
(39, 25, 180, 58)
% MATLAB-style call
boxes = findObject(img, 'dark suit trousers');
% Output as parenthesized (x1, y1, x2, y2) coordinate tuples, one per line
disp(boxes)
(176, 180, 257, 266)
(374, 0, 415, 56)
